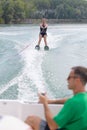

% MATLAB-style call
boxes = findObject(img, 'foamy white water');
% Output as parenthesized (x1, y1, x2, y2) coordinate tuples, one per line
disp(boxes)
(0, 24, 87, 101)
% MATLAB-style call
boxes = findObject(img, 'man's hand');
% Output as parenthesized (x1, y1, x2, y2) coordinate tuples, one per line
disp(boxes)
(38, 93, 48, 104)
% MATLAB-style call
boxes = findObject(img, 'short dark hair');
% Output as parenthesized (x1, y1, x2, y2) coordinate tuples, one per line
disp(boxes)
(72, 66, 87, 85)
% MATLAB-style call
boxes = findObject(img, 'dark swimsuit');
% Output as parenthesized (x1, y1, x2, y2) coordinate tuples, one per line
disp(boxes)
(40, 26, 47, 37)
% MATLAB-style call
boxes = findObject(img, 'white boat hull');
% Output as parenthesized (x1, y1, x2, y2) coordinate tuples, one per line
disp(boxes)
(0, 100, 63, 121)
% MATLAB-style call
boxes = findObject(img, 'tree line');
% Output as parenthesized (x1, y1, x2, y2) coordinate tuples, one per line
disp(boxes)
(0, 0, 87, 24)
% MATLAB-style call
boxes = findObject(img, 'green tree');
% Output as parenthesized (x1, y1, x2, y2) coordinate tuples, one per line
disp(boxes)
(1, 0, 25, 24)
(24, 0, 37, 18)
(13, 0, 25, 23)
(0, 0, 87, 23)
(0, 1, 4, 23)
(1, 0, 14, 24)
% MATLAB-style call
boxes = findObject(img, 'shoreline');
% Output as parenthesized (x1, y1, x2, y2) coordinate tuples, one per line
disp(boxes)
(21, 19, 87, 24)
(1, 19, 87, 24)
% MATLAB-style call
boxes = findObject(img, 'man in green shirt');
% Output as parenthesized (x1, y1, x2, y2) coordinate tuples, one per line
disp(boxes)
(25, 66, 87, 130)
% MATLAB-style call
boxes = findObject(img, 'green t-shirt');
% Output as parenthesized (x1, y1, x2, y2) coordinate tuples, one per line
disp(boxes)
(53, 92, 87, 130)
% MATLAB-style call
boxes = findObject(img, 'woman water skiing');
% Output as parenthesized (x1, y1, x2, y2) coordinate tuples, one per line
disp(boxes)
(35, 18, 49, 50)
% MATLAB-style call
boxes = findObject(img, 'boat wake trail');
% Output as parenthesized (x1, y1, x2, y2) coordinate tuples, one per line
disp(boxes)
(17, 43, 47, 101)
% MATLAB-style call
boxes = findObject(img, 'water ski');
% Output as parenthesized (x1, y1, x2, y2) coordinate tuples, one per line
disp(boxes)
(35, 45, 40, 50)
(44, 45, 49, 51)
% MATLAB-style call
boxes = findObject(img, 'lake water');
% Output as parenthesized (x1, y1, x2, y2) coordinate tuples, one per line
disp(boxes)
(0, 24, 87, 102)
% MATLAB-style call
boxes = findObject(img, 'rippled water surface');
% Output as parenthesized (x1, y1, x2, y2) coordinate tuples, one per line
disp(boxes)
(0, 24, 87, 102)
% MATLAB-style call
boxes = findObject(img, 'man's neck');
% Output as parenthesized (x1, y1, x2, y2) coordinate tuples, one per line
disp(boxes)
(73, 88, 86, 95)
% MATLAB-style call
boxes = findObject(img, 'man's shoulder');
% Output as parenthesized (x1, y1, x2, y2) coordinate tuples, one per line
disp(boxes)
(65, 96, 77, 105)
(66, 92, 87, 104)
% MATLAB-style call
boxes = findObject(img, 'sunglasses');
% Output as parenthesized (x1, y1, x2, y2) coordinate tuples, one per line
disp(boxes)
(67, 76, 78, 80)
